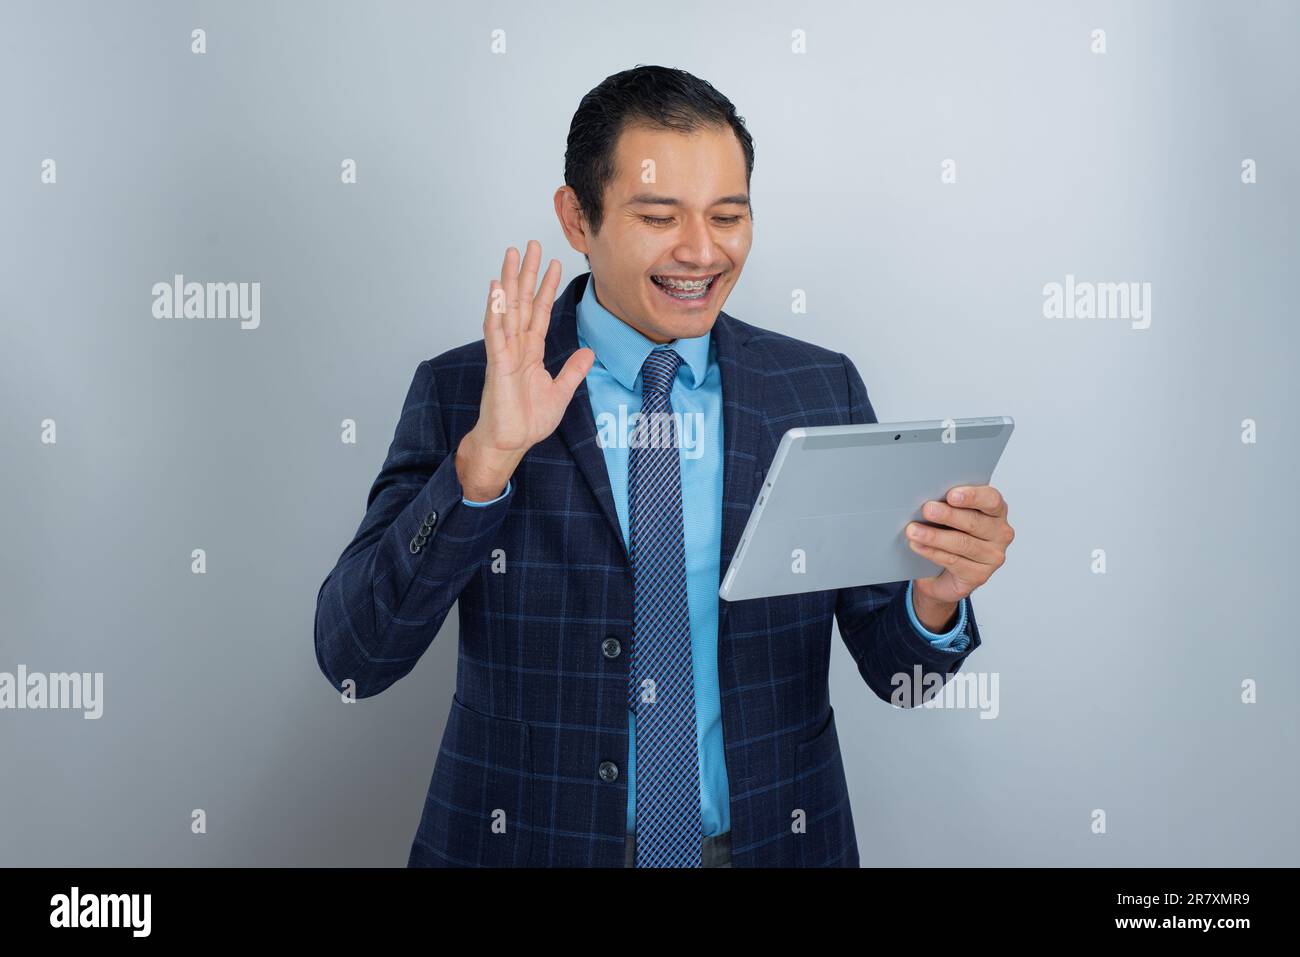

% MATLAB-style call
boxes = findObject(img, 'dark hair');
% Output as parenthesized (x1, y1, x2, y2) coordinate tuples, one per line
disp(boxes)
(563, 65, 755, 242)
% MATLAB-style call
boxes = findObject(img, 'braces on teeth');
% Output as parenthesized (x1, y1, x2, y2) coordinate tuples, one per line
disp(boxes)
(653, 275, 714, 291)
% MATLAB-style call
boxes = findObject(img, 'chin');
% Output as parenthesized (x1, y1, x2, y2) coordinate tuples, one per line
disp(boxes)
(681, 314, 719, 337)
(650, 314, 716, 342)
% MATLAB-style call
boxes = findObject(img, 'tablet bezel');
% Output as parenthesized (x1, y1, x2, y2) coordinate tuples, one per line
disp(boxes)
(718, 417, 1014, 602)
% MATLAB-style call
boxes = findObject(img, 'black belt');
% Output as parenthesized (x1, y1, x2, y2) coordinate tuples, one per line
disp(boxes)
(624, 829, 732, 867)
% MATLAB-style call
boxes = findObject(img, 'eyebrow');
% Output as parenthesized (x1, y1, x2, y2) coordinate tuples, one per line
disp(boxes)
(627, 193, 751, 207)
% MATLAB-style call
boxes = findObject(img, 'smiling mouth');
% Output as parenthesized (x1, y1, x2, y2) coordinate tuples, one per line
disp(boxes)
(650, 272, 721, 301)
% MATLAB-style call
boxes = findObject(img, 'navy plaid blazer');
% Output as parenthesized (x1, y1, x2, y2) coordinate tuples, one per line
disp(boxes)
(314, 270, 982, 867)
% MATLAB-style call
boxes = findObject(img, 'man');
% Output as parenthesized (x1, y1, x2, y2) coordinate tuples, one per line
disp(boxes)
(314, 65, 1014, 868)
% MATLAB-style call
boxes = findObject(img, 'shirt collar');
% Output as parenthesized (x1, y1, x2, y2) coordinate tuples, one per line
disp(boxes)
(575, 272, 712, 391)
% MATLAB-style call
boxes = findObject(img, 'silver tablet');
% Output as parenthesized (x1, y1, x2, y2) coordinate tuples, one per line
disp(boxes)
(718, 417, 1014, 602)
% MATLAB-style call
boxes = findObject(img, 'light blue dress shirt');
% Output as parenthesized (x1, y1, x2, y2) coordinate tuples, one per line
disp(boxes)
(463, 277, 969, 835)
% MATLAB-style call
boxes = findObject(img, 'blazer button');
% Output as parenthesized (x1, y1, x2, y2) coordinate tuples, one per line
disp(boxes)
(409, 539, 422, 554)
(598, 761, 619, 783)
(424, 510, 438, 527)
(601, 637, 621, 659)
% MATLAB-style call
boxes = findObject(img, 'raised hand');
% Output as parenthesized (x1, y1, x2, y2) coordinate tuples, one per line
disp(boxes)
(454, 241, 595, 501)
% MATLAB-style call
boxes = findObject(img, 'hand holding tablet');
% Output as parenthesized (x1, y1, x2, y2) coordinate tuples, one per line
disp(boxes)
(718, 418, 1014, 602)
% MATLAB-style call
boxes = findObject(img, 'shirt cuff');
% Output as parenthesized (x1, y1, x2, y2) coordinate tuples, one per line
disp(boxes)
(905, 579, 969, 649)
(462, 479, 512, 508)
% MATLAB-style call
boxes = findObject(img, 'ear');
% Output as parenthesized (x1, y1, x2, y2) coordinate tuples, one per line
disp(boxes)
(553, 186, 591, 256)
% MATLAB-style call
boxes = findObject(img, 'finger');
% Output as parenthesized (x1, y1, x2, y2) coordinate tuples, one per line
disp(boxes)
(948, 484, 1006, 517)
(906, 523, 1003, 565)
(907, 540, 987, 583)
(918, 498, 1000, 542)
(528, 258, 563, 343)
(552, 347, 595, 400)
(500, 246, 521, 341)
(484, 278, 507, 355)
(517, 240, 541, 330)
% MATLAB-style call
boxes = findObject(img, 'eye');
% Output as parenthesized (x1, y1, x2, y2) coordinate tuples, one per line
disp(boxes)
(641, 214, 744, 226)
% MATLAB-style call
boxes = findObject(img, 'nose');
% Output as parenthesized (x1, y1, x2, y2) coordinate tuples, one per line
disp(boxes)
(673, 213, 723, 270)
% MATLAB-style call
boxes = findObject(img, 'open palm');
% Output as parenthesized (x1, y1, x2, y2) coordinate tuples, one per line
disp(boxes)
(473, 241, 595, 458)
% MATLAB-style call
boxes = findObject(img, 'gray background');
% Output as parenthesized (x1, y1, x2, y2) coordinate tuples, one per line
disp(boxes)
(2, 0, 1296, 866)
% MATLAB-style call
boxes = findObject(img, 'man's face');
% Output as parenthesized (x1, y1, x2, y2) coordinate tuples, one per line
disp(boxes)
(556, 122, 753, 344)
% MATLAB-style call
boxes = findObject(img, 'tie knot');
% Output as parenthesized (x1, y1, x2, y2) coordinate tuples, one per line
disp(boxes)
(640, 348, 682, 396)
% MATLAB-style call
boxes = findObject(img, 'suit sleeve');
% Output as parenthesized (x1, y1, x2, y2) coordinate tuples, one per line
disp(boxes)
(313, 359, 515, 698)
(832, 353, 982, 707)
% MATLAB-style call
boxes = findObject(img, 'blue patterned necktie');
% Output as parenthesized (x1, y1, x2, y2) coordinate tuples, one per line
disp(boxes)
(628, 347, 702, 868)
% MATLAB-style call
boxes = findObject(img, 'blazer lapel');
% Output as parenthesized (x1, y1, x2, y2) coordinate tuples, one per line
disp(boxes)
(546, 273, 630, 566)
(711, 306, 765, 627)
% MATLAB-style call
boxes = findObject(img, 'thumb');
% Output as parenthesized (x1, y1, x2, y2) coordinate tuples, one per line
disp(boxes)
(913, 572, 950, 605)
(552, 347, 595, 400)
(924, 570, 967, 606)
